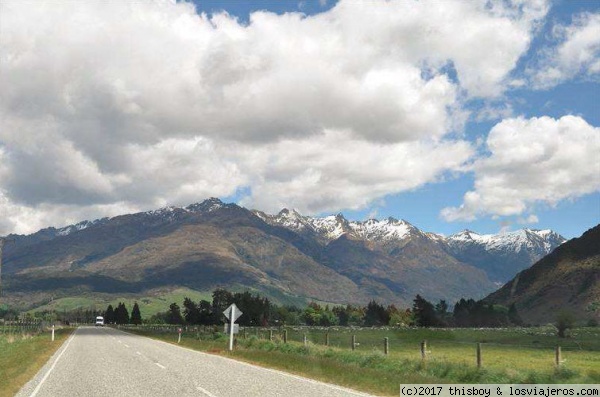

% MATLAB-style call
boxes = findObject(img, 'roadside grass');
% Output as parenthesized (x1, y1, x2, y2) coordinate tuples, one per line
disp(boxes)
(0, 328, 73, 397)
(123, 326, 600, 396)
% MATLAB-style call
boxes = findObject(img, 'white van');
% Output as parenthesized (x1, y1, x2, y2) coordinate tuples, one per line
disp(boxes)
(95, 316, 105, 326)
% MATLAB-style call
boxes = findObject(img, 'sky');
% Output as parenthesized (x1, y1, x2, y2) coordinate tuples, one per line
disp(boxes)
(0, 0, 598, 239)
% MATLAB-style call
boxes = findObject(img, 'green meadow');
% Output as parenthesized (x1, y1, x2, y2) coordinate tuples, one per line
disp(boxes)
(124, 326, 600, 396)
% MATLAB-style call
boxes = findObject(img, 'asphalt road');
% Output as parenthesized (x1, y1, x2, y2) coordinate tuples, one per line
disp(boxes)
(17, 326, 375, 397)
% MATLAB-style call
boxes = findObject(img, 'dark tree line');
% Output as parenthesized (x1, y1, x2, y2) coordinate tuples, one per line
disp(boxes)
(167, 289, 272, 326)
(102, 302, 141, 325)
(93, 290, 523, 328)
(411, 295, 523, 328)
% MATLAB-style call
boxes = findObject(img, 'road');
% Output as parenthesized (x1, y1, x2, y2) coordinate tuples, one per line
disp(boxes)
(17, 327, 374, 397)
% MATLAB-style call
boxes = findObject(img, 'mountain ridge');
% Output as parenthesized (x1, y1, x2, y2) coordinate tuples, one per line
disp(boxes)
(2, 198, 566, 311)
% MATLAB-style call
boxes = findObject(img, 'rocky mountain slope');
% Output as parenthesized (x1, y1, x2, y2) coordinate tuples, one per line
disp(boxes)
(445, 229, 566, 283)
(256, 208, 565, 284)
(2, 199, 564, 310)
(484, 225, 600, 324)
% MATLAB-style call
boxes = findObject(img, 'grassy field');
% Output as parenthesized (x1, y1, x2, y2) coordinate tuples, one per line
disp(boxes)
(26, 287, 213, 318)
(123, 326, 600, 396)
(0, 327, 73, 397)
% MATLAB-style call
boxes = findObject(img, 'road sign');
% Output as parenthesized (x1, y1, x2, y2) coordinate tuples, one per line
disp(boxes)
(223, 304, 243, 322)
(224, 324, 240, 334)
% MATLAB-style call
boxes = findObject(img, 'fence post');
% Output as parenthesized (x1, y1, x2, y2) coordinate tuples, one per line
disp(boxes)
(555, 346, 561, 367)
(420, 340, 427, 360)
(303, 334, 307, 346)
(476, 343, 482, 368)
(325, 332, 330, 346)
(384, 337, 389, 355)
(269, 330, 273, 341)
(283, 329, 288, 343)
(352, 335, 356, 351)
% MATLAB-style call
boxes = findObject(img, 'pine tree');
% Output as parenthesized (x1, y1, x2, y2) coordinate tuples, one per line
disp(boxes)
(183, 297, 200, 325)
(363, 300, 390, 326)
(412, 294, 438, 327)
(115, 302, 130, 324)
(130, 302, 142, 325)
(104, 304, 115, 324)
(166, 303, 184, 325)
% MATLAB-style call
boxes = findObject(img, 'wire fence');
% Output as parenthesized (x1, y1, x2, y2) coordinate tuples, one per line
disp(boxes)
(0, 320, 45, 336)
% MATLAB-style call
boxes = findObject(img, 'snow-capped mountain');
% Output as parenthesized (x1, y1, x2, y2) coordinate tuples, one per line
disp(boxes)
(4, 199, 566, 308)
(445, 228, 566, 283)
(446, 229, 565, 255)
(254, 208, 420, 243)
(255, 208, 566, 284)
(55, 218, 109, 236)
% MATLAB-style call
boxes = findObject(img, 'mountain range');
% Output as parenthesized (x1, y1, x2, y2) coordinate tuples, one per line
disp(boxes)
(2, 198, 565, 311)
(485, 224, 599, 324)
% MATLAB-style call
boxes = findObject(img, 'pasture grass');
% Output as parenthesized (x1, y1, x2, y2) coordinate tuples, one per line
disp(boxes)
(124, 326, 600, 396)
(0, 328, 73, 397)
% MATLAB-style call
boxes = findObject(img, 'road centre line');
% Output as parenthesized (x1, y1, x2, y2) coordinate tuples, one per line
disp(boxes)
(196, 386, 218, 397)
(155, 363, 166, 369)
(29, 328, 78, 397)
(110, 327, 372, 397)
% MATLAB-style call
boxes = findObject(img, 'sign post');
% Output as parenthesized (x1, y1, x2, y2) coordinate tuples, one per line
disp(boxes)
(223, 303, 243, 351)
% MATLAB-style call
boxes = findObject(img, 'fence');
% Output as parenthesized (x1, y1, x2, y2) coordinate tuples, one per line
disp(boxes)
(0, 320, 45, 336)
(113, 324, 598, 372)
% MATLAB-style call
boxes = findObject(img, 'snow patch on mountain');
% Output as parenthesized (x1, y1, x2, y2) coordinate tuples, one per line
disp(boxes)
(447, 228, 566, 254)
(256, 208, 565, 264)
(56, 218, 108, 236)
(256, 208, 419, 243)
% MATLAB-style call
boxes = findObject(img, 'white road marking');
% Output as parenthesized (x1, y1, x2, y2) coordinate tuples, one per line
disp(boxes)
(29, 328, 78, 397)
(155, 363, 166, 369)
(118, 340, 122, 344)
(112, 327, 372, 396)
(124, 344, 129, 348)
(136, 351, 142, 355)
(196, 386, 218, 397)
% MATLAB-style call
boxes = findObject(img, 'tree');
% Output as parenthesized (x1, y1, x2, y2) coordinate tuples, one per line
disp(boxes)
(211, 288, 233, 324)
(114, 302, 130, 325)
(363, 300, 390, 326)
(435, 300, 450, 327)
(183, 297, 200, 325)
(412, 295, 438, 327)
(130, 302, 142, 325)
(556, 310, 575, 338)
(104, 304, 115, 324)
(166, 303, 184, 325)
(198, 300, 212, 325)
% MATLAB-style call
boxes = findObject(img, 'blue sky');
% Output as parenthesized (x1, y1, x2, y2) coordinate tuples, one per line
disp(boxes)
(0, 0, 598, 238)
(197, 0, 600, 238)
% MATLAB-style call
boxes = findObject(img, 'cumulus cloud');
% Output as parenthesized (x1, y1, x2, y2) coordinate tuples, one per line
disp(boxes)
(441, 116, 600, 221)
(0, 0, 548, 234)
(238, 130, 474, 214)
(532, 12, 600, 88)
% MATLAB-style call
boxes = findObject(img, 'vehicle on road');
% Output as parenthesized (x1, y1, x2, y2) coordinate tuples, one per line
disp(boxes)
(95, 316, 104, 326)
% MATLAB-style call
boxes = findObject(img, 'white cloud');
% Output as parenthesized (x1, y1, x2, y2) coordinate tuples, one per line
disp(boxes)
(237, 130, 474, 214)
(0, 0, 548, 234)
(517, 214, 539, 224)
(442, 115, 600, 221)
(532, 12, 600, 88)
